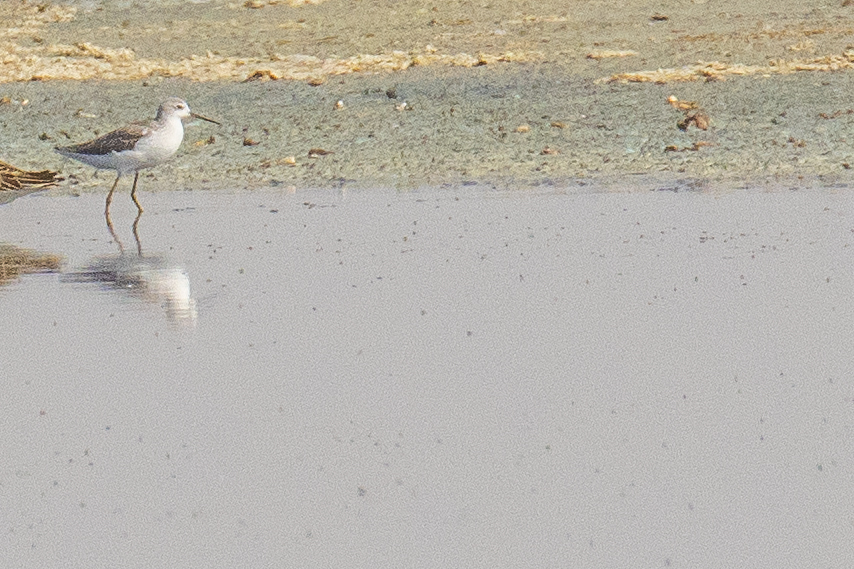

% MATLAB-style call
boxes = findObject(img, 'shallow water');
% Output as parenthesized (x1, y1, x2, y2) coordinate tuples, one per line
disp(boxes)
(2, 186, 853, 568)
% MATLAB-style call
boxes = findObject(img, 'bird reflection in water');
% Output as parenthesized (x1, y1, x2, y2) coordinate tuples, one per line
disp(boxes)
(65, 206, 197, 325)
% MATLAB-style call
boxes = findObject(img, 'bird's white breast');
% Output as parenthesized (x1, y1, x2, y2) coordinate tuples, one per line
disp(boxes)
(129, 116, 185, 169)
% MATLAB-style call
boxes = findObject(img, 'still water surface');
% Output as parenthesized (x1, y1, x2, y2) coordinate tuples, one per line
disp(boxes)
(2, 187, 853, 568)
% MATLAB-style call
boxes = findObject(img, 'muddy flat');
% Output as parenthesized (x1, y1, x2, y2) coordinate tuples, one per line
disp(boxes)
(2, 0, 854, 190)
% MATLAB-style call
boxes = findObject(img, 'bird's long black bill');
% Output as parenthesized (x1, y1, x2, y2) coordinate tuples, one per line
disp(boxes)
(191, 112, 221, 125)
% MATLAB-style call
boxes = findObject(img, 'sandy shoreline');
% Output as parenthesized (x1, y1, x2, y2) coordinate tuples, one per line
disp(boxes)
(3, 0, 854, 192)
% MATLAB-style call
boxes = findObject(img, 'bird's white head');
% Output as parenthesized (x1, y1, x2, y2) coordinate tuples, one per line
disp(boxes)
(156, 98, 193, 121)
(156, 97, 221, 125)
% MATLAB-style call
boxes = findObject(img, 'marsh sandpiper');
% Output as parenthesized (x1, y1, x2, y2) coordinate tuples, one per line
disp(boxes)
(55, 98, 220, 213)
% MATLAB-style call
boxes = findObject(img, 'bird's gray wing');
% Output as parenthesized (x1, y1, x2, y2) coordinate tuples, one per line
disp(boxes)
(56, 123, 148, 156)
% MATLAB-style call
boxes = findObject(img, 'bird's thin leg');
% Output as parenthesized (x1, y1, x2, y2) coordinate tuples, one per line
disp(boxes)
(104, 175, 120, 217)
(130, 172, 143, 213)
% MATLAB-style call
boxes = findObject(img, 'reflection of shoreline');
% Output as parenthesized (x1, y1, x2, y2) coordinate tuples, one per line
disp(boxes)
(0, 244, 62, 286)
(0, 187, 48, 207)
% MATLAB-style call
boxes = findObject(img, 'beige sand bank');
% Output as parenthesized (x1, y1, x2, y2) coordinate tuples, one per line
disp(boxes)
(3, 0, 854, 191)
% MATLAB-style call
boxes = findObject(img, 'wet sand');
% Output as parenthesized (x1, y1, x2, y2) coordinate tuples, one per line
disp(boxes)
(3, 0, 854, 192)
